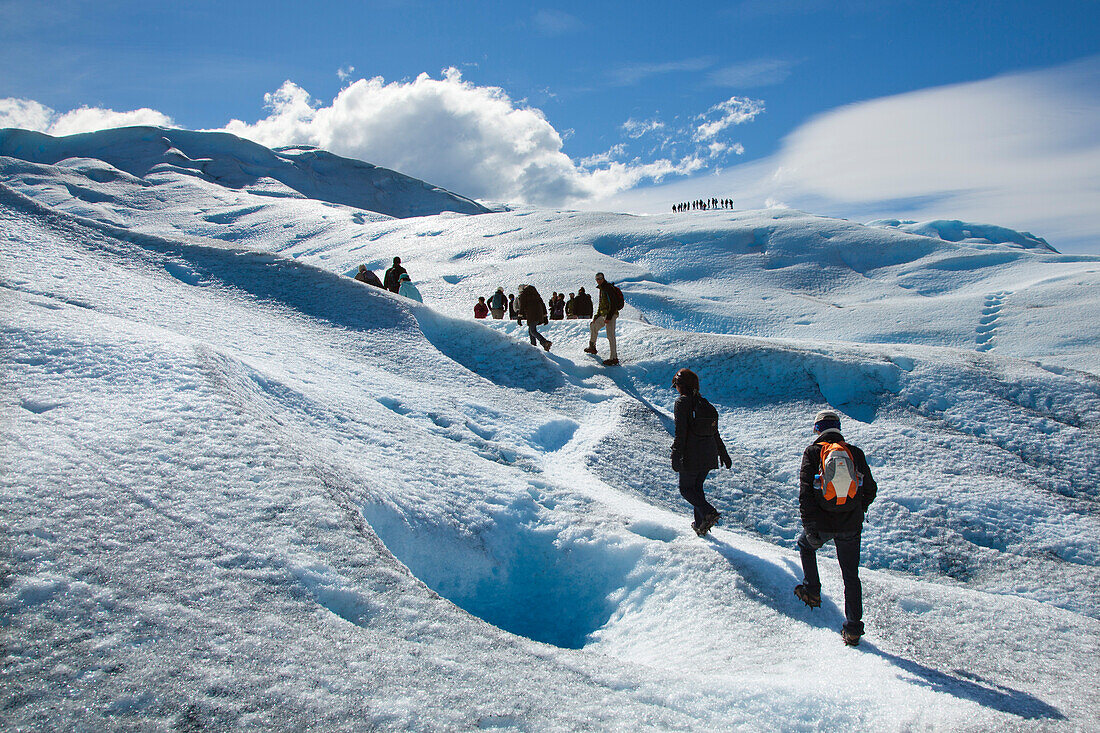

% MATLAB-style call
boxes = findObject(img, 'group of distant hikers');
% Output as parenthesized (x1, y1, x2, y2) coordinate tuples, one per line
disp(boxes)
(352, 256, 876, 646)
(354, 257, 422, 302)
(352, 259, 622, 365)
(473, 276, 622, 365)
(673, 197, 734, 213)
(673, 368, 877, 646)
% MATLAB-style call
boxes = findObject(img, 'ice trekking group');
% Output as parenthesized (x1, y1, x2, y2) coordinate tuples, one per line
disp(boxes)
(352, 259, 625, 365)
(670, 369, 877, 646)
(353, 257, 876, 646)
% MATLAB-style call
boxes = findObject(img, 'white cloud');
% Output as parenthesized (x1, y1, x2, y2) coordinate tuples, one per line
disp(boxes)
(0, 97, 174, 135)
(2, 71, 762, 209)
(621, 118, 666, 139)
(707, 59, 795, 88)
(694, 96, 765, 141)
(221, 68, 707, 206)
(337, 66, 356, 82)
(591, 58, 1100, 254)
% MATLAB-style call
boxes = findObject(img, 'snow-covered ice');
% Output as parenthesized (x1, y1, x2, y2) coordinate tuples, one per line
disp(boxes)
(2, 127, 1098, 731)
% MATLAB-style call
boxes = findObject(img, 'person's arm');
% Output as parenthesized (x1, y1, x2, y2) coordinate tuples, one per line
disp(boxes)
(853, 446, 877, 510)
(671, 396, 688, 470)
(715, 433, 732, 469)
(798, 444, 819, 527)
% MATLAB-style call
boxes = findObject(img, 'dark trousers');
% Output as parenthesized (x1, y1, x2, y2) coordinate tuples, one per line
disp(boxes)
(679, 470, 717, 525)
(527, 320, 550, 348)
(798, 529, 864, 634)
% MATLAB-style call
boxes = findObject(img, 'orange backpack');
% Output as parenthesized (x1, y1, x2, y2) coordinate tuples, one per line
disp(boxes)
(814, 442, 863, 512)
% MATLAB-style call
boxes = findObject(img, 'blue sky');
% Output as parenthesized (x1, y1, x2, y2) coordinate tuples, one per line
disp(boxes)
(2, 0, 1099, 250)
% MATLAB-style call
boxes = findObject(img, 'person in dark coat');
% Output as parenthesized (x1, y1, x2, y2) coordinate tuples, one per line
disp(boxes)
(573, 287, 593, 318)
(508, 293, 518, 320)
(354, 264, 384, 288)
(383, 257, 407, 293)
(516, 284, 552, 351)
(670, 368, 731, 536)
(794, 409, 878, 646)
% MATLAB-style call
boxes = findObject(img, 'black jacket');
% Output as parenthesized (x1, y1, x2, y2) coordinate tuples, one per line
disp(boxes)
(355, 269, 384, 288)
(671, 393, 731, 473)
(798, 431, 877, 533)
(383, 265, 407, 293)
(517, 286, 548, 325)
(573, 291, 594, 318)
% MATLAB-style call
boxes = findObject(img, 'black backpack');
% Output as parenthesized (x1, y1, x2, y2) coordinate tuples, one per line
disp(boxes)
(690, 394, 719, 437)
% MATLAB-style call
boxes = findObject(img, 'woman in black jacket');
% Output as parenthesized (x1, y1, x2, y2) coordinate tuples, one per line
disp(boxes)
(670, 368, 732, 536)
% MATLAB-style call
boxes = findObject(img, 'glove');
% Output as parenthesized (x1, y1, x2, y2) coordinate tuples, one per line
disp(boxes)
(722, 456, 732, 470)
(671, 452, 682, 473)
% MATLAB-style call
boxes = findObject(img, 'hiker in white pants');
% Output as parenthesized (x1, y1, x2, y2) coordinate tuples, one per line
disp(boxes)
(584, 272, 620, 366)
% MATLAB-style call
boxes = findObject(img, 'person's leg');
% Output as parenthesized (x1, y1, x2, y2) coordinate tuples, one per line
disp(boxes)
(606, 316, 618, 360)
(588, 316, 604, 350)
(527, 320, 539, 346)
(679, 470, 715, 524)
(796, 530, 825, 594)
(834, 532, 864, 635)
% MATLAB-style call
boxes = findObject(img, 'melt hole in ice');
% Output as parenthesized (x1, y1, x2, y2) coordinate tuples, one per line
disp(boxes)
(362, 498, 643, 649)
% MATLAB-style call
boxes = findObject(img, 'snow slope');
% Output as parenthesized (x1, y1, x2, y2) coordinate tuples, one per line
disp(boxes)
(2, 130, 1099, 731)
(0, 126, 490, 219)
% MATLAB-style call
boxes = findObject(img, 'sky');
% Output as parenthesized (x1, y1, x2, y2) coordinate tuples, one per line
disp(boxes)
(1, 0, 1099, 251)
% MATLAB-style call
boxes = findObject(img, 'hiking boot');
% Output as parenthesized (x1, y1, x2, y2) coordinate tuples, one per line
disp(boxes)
(697, 511, 720, 535)
(794, 584, 821, 608)
(691, 521, 705, 537)
(602, 358, 620, 366)
(543, 340, 552, 352)
(584, 345, 598, 354)
(841, 628, 862, 647)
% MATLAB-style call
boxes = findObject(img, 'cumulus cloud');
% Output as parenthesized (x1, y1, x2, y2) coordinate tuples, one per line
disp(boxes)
(221, 68, 710, 206)
(2, 70, 762, 209)
(0, 97, 174, 135)
(337, 66, 356, 82)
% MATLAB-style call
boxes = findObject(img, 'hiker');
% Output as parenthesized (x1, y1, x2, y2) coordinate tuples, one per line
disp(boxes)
(573, 287, 593, 318)
(508, 293, 518, 320)
(794, 410, 878, 647)
(549, 292, 565, 320)
(516, 284, 552, 352)
(565, 292, 576, 319)
(397, 273, 422, 303)
(474, 297, 489, 319)
(670, 368, 731, 536)
(353, 264, 384, 288)
(584, 272, 621, 366)
(383, 257, 407, 293)
(488, 287, 508, 319)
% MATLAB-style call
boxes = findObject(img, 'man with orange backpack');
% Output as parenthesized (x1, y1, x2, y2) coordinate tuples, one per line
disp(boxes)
(794, 409, 878, 646)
